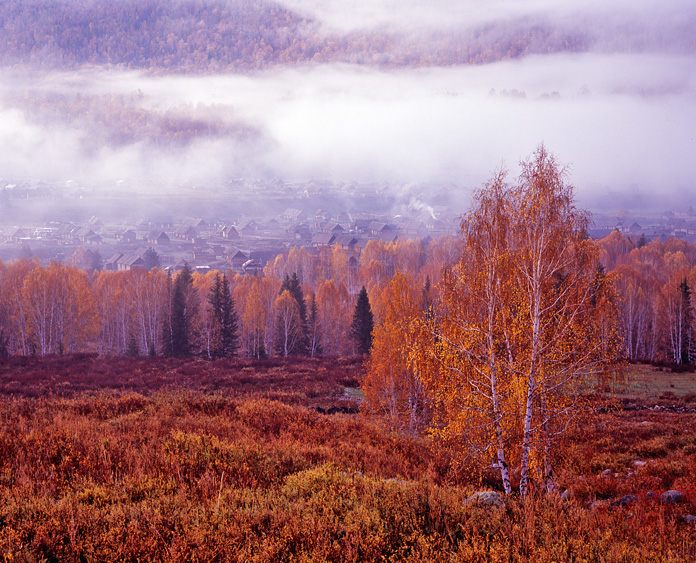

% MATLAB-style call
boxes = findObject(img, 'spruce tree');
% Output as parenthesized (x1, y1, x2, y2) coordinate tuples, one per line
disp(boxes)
(279, 273, 308, 355)
(162, 270, 174, 357)
(208, 273, 239, 358)
(170, 263, 198, 357)
(350, 286, 374, 355)
(143, 247, 161, 270)
(678, 278, 694, 364)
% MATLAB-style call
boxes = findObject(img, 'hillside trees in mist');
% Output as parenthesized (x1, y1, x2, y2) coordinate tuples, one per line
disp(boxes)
(0, 0, 635, 73)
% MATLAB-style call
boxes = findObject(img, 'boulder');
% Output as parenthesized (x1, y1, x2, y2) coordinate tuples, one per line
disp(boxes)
(611, 494, 638, 507)
(659, 490, 686, 504)
(465, 491, 505, 509)
(682, 515, 696, 524)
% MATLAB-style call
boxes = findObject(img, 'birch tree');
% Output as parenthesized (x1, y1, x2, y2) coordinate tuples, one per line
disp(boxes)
(419, 146, 620, 497)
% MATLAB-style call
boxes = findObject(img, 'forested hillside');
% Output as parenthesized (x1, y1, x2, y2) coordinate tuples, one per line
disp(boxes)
(1, 0, 692, 72)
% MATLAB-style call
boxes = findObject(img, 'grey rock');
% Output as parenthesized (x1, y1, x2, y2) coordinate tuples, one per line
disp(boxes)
(601, 469, 612, 478)
(646, 491, 656, 500)
(611, 494, 638, 507)
(561, 489, 572, 502)
(682, 515, 696, 524)
(465, 491, 505, 509)
(659, 490, 686, 504)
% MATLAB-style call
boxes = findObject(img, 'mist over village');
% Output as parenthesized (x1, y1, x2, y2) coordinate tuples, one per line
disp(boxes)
(1, 1, 696, 561)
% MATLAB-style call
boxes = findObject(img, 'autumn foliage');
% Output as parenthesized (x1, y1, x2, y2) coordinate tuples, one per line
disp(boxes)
(365, 146, 623, 497)
(0, 356, 695, 561)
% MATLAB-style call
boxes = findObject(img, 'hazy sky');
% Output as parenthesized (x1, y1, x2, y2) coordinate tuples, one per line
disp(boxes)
(0, 0, 694, 210)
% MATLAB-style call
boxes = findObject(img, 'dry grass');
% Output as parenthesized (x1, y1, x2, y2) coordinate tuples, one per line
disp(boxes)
(611, 362, 696, 403)
(0, 356, 695, 561)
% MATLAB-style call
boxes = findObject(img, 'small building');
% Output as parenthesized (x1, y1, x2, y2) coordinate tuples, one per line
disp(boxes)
(225, 247, 249, 269)
(175, 225, 198, 242)
(118, 229, 137, 243)
(237, 219, 257, 237)
(368, 221, 394, 236)
(291, 223, 313, 243)
(147, 231, 170, 245)
(312, 233, 336, 247)
(321, 222, 345, 235)
(117, 254, 146, 271)
(335, 235, 359, 251)
(282, 208, 307, 222)
(2, 226, 27, 243)
(104, 252, 124, 271)
(221, 225, 239, 239)
(183, 218, 208, 230)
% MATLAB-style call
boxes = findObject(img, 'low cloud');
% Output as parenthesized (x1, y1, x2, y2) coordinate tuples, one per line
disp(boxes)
(0, 49, 694, 211)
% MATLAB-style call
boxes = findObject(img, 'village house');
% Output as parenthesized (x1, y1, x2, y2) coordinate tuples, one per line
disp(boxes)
(224, 247, 249, 270)
(311, 233, 336, 247)
(118, 229, 137, 243)
(236, 219, 257, 237)
(146, 231, 170, 245)
(335, 235, 359, 252)
(174, 225, 198, 242)
(74, 227, 102, 244)
(368, 221, 393, 236)
(321, 222, 345, 235)
(290, 223, 313, 243)
(2, 226, 27, 243)
(281, 208, 307, 223)
(117, 254, 146, 271)
(104, 252, 123, 271)
(220, 225, 239, 239)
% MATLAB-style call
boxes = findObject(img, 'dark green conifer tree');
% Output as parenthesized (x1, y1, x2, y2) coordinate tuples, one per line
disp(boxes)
(279, 273, 308, 355)
(678, 278, 694, 364)
(168, 263, 199, 357)
(208, 273, 239, 358)
(143, 247, 161, 270)
(162, 269, 174, 357)
(350, 286, 374, 355)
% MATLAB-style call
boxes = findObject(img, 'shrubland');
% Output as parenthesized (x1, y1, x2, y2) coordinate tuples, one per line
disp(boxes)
(0, 356, 695, 562)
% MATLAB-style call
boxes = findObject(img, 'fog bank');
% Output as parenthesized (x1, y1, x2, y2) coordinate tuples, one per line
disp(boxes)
(1, 51, 695, 209)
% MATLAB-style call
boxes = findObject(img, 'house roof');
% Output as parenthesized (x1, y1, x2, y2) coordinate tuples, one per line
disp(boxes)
(118, 254, 145, 267)
(312, 233, 336, 245)
(74, 227, 95, 238)
(105, 252, 124, 264)
(335, 235, 358, 247)
(148, 231, 170, 240)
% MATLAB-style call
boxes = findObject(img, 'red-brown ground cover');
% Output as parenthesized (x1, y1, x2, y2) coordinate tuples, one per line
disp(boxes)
(0, 356, 695, 561)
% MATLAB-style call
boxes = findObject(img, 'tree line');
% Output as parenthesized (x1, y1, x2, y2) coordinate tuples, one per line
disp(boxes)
(0, 0, 594, 72)
(0, 236, 453, 359)
(3, 215, 696, 366)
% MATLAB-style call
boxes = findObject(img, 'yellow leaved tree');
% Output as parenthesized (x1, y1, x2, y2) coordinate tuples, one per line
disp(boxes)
(387, 146, 621, 496)
(363, 272, 435, 436)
